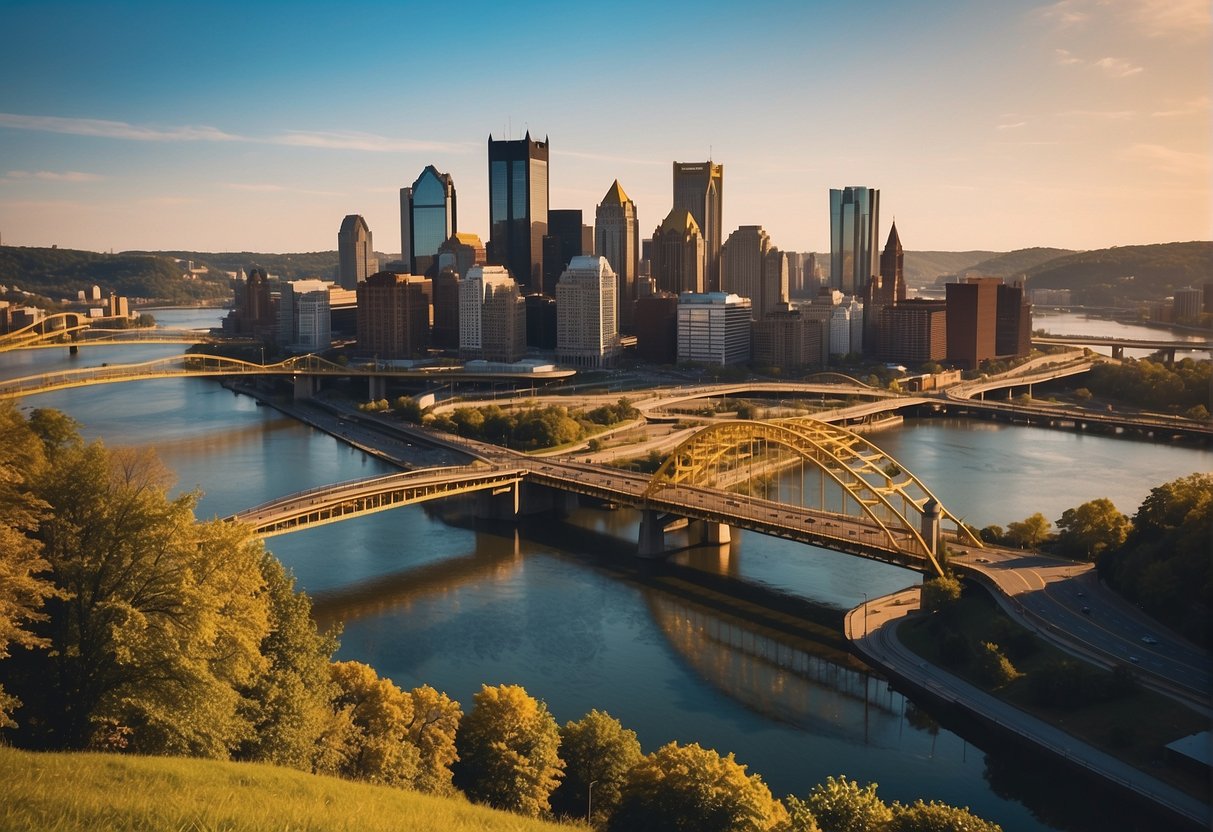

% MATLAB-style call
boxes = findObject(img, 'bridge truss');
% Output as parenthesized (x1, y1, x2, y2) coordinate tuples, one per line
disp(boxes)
(643, 417, 982, 575)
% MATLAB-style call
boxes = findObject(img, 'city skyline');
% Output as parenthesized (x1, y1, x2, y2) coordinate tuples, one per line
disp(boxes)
(0, 0, 1208, 256)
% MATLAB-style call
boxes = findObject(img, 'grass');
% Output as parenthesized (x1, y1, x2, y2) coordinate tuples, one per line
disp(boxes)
(898, 590, 1211, 801)
(0, 746, 581, 832)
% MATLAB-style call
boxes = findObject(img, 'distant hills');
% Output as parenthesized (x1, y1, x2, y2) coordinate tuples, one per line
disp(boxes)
(1018, 241, 1211, 305)
(131, 250, 394, 282)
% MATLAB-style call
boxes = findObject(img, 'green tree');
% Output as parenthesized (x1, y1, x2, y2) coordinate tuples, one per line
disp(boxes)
(802, 775, 892, 832)
(405, 684, 462, 795)
(552, 709, 643, 823)
(0, 404, 59, 729)
(6, 443, 269, 755)
(1054, 498, 1130, 561)
(921, 576, 961, 615)
(608, 741, 788, 832)
(889, 799, 1002, 832)
(453, 683, 564, 817)
(1004, 513, 1051, 550)
(235, 554, 338, 770)
(321, 661, 420, 787)
(975, 642, 1019, 687)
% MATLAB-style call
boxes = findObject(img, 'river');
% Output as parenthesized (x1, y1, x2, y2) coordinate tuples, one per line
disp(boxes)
(5, 308, 1210, 831)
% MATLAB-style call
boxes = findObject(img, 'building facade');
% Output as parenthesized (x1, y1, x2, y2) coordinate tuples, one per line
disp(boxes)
(651, 209, 705, 296)
(720, 225, 769, 315)
(673, 161, 723, 291)
(278, 279, 332, 352)
(877, 300, 948, 364)
(356, 271, 431, 359)
(635, 292, 679, 364)
(946, 276, 1001, 369)
(829, 186, 880, 295)
(400, 166, 457, 277)
(751, 310, 824, 371)
(541, 209, 592, 296)
(995, 282, 1032, 359)
(458, 265, 525, 362)
(488, 133, 549, 292)
(555, 255, 620, 368)
(677, 292, 751, 365)
(595, 180, 640, 333)
(863, 223, 906, 354)
(338, 215, 375, 290)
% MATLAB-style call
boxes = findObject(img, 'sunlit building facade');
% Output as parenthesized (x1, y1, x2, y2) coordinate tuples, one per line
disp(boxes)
(595, 180, 639, 332)
(400, 166, 457, 277)
(677, 291, 751, 365)
(338, 214, 375, 290)
(673, 161, 723, 291)
(488, 133, 549, 292)
(651, 209, 705, 296)
(829, 186, 879, 295)
(555, 255, 620, 368)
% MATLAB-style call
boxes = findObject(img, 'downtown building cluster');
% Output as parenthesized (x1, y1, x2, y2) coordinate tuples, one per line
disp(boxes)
(225, 132, 1033, 374)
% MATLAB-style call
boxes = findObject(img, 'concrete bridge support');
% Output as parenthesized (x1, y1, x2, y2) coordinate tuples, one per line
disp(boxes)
(638, 509, 671, 558)
(368, 375, 387, 401)
(475, 483, 520, 521)
(517, 482, 579, 517)
(921, 498, 941, 556)
(697, 520, 732, 545)
(293, 374, 318, 401)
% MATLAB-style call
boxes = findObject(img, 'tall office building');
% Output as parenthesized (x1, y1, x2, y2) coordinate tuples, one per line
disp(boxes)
(996, 282, 1032, 358)
(946, 277, 1000, 369)
(277, 279, 332, 352)
(459, 265, 525, 362)
(751, 310, 824, 371)
(677, 292, 751, 365)
(488, 133, 549, 292)
(720, 225, 769, 314)
(863, 223, 906, 354)
(338, 215, 375, 290)
(400, 166, 457, 277)
(595, 180, 639, 332)
(356, 272, 431, 359)
(785, 251, 802, 297)
(673, 161, 723, 291)
(877, 300, 948, 364)
(651, 209, 705, 295)
(555, 255, 620, 368)
(431, 233, 486, 350)
(829, 187, 880, 295)
(542, 209, 591, 295)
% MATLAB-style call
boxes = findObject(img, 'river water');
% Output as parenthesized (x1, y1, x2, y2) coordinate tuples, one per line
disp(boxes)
(1034, 311, 1210, 359)
(6, 309, 1210, 831)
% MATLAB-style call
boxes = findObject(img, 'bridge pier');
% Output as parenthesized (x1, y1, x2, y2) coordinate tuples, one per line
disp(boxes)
(517, 482, 579, 516)
(368, 375, 387, 401)
(697, 520, 732, 546)
(293, 374, 318, 401)
(1112, 346, 1124, 360)
(68, 344, 78, 355)
(921, 498, 941, 557)
(475, 482, 520, 520)
(638, 509, 671, 558)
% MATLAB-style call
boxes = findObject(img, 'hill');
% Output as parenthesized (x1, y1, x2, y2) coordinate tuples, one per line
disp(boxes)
(903, 250, 1000, 288)
(1022, 241, 1212, 305)
(0, 245, 230, 305)
(134, 250, 396, 282)
(0, 746, 576, 832)
(962, 247, 1075, 279)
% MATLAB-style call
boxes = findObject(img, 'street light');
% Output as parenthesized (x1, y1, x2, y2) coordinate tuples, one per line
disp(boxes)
(588, 780, 598, 821)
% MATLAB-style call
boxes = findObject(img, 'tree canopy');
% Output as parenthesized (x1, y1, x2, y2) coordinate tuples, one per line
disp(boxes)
(552, 708, 642, 823)
(1054, 498, 1130, 561)
(800, 775, 892, 832)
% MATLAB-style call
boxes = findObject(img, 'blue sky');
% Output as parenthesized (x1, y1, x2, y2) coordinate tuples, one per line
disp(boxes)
(0, 0, 1208, 255)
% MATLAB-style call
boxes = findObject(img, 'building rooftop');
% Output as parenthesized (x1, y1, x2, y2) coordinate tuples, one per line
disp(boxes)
(601, 179, 631, 206)
(659, 208, 701, 236)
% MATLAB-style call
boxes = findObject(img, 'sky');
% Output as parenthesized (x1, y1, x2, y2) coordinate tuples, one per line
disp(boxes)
(0, 0, 1208, 256)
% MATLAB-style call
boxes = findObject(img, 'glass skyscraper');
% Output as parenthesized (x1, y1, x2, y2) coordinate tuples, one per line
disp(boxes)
(829, 186, 880, 296)
(400, 166, 456, 277)
(488, 133, 549, 292)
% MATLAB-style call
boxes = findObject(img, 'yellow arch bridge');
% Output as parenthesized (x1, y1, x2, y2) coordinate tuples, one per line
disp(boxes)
(0, 312, 254, 353)
(228, 419, 979, 576)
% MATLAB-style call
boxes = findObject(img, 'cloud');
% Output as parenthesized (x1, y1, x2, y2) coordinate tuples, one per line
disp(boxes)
(1037, 0, 1091, 28)
(1054, 48, 1084, 65)
(1093, 56, 1143, 77)
(1129, 0, 1211, 37)
(4, 169, 103, 182)
(1151, 96, 1211, 117)
(0, 112, 469, 154)
(996, 121, 1028, 130)
(1122, 143, 1210, 176)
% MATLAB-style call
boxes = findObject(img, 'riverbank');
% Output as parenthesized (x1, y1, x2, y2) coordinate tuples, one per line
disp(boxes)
(845, 589, 1210, 829)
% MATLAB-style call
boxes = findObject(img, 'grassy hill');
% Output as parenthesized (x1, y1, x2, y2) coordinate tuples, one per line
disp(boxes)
(1022, 241, 1212, 305)
(962, 247, 1075, 279)
(0, 245, 230, 305)
(0, 746, 579, 832)
(902, 251, 999, 288)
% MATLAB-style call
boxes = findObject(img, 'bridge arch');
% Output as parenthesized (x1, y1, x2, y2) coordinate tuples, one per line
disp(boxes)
(642, 417, 981, 576)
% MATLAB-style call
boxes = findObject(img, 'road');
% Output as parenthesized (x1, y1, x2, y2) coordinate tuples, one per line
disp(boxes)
(846, 591, 1210, 829)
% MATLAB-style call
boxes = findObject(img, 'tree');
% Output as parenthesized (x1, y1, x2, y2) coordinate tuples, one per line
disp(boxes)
(1054, 498, 1130, 561)
(453, 683, 564, 817)
(5, 442, 270, 755)
(783, 795, 822, 832)
(608, 741, 788, 832)
(405, 684, 462, 795)
(235, 554, 338, 770)
(921, 576, 961, 614)
(889, 799, 1002, 832)
(551, 709, 642, 823)
(321, 661, 420, 787)
(975, 642, 1019, 687)
(801, 775, 892, 832)
(1004, 513, 1051, 550)
(0, 403, 58, 729)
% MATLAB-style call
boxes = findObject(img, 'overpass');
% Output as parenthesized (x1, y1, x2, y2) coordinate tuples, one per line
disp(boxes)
(1033, 334, 1211, 361)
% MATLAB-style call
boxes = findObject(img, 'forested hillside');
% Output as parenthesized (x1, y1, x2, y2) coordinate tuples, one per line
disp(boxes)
(0, 246, 229, 305)
(1022, 241, 1211, 305)
(137, 250, 396, 282)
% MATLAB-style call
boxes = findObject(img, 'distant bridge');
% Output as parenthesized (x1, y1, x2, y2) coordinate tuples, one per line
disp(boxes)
(0, 312, 254, 353)
(1033, 334, 1211, 361)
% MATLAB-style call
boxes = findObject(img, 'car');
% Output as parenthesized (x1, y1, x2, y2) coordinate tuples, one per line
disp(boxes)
(1076, 591, 1085, 598)
(974, 557, 990, 563)
(1128, 656, 1140, 664)
(1140, 635, 1158, 645)
(1081, 606, 1091, 615)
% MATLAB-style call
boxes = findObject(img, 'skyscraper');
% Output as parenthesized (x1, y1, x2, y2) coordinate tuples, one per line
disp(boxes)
(720, 225, 770, 314)
(542, 209, 591, 296)
(651, 209, 705, 296)
(400, 166, 457, 277)
(556, 255, 620, 368)
(595, 180, 639, 333)
(488, 133, 549, 292)
(863, 222, 905, 353)
(673, 161, 723, 291)
(459, 265, 526, 362)
(338, 215, 374, 290)
(356, 272, 431, 359)
(829, 186, 880, 295)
